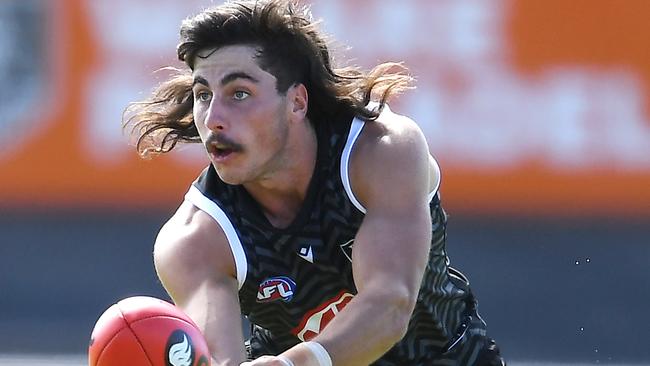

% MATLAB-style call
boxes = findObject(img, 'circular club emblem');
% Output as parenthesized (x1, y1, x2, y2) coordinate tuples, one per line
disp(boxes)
(165, 330, 195, 366)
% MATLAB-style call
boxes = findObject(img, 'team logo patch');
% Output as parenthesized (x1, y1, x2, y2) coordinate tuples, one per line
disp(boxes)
(340, 239, 354, 262)
(165, 330, 194, 366)
(292, 291, 354, 341)
(256, 276, 297, 303)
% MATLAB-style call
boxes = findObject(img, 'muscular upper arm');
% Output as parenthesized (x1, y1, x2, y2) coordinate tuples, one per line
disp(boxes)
(349, 112, 433, 303)
(154, 201, 246, 366)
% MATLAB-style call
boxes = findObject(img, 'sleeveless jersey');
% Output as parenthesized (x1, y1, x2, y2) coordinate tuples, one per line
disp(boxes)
(185, 106, 490, 365)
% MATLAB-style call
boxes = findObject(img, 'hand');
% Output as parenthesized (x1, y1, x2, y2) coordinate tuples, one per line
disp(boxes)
(240, 355, 294, 366)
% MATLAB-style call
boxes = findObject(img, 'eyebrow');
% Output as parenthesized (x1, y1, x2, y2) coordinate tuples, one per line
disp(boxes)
(192, 76, 210, 88)
(220, 72, 259, 86)
(192, 72, 259, 88)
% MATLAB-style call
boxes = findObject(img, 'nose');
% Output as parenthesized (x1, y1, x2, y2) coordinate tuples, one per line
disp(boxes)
(204, 100, 227, 131)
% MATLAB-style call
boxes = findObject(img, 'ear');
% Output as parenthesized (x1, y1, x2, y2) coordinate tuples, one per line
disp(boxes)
(287, 83, 308, 121)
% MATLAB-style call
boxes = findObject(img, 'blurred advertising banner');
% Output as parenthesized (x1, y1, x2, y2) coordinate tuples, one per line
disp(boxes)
(1, 0, 649, 216)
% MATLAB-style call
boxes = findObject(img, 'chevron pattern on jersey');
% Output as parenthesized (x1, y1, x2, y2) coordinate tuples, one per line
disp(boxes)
(192, 118, 491, 365)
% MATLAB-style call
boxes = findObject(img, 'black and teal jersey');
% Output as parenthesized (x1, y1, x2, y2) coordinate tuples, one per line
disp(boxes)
(185, 106, 495, 365)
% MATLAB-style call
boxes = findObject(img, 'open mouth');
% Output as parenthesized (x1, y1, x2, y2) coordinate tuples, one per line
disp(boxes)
(206, 142, 240, 161)
(205, 135, 242, 162)
(213, 147, 234, 158)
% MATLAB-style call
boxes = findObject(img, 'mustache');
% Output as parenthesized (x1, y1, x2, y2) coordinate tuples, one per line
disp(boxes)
(204, 134, 243, 152)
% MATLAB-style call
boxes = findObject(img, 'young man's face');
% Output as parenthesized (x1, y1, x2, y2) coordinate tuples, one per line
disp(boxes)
(191, 45, 293, 185)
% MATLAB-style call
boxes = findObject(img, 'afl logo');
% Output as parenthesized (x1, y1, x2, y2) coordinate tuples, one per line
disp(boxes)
(165, 330, 195, 366)
(256, 276, 296, 303)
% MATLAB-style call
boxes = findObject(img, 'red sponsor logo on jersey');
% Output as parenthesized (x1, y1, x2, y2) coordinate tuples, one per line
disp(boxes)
(291, 291, 354, 341)
(256, 276, 296, 303)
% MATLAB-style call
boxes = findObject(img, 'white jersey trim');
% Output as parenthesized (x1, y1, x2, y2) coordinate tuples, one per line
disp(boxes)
(185, 185, 248, 289)
(429, 155, 442, 202)
(340, 106, 441, 214)
(341, 117, 367, 214)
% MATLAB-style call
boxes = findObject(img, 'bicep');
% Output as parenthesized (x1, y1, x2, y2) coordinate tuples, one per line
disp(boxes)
(349, 118, 433, 297)
(352, 205, 431, 299)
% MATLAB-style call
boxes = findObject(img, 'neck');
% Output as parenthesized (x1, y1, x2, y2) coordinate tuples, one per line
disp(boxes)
(244, 123, 318, 228)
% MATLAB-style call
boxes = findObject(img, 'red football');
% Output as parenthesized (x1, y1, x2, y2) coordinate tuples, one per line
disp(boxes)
(89, 296, 211, 366)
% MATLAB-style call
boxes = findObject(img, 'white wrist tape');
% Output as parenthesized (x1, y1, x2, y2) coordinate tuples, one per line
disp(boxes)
(277, 355, 295, 366)
(303, 341, 332, 366)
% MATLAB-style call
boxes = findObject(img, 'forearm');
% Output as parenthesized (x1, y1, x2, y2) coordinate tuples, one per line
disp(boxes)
(170, 279, 247, 366)
(282, 291, 413, 366)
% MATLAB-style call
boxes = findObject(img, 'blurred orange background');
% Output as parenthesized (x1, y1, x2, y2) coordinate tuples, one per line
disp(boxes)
(1, 0, 649, 217)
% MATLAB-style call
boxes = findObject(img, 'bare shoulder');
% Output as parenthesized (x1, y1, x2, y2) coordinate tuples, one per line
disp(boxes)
(360, 107, 425, 144)
(350, 106, 433, 209)
(354, 107, 430, 168)
(154, 201, 237, 304)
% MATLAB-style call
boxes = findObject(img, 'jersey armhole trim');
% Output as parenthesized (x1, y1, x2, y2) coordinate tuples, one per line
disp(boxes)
(340, 117, 367, 214)
(340, 118, 442, 214)
(185, 185, 248, 289)
(428, 156, 442, 202)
